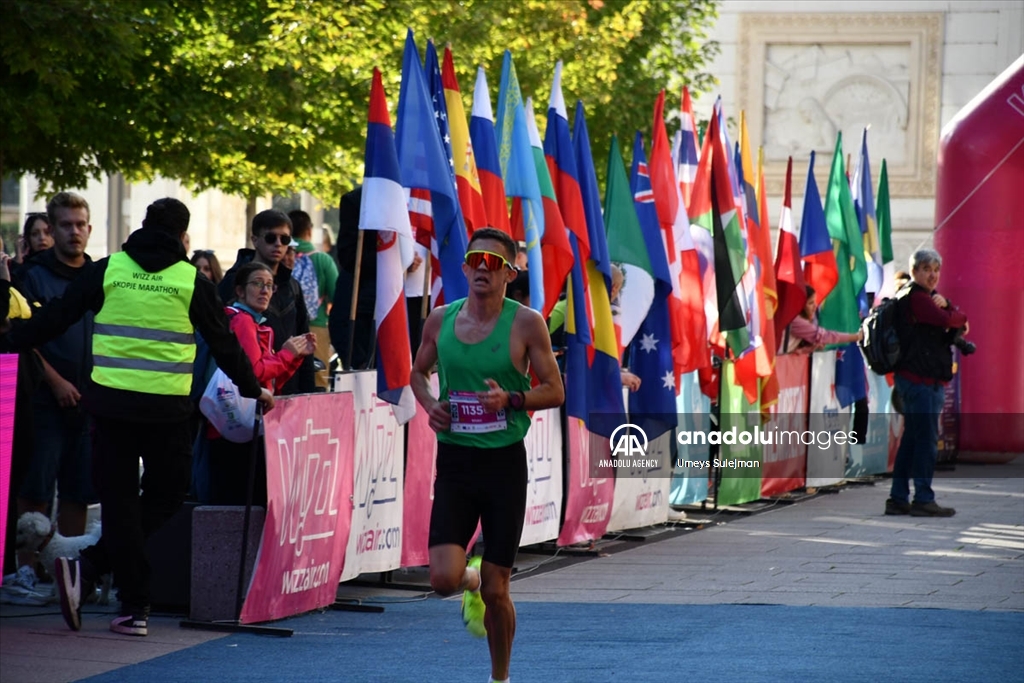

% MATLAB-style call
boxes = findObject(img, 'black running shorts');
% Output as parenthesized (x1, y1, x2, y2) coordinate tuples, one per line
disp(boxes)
(428, 439, 528, 569)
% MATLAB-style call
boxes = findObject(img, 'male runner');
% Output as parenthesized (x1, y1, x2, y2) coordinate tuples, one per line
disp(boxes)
(411, 228, 564, 683)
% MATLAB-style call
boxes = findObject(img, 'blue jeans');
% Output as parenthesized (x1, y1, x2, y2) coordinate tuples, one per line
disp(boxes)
(890, 375, 945, 504)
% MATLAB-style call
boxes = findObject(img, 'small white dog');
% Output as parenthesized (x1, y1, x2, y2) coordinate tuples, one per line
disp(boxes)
(15, 512, 111, 605)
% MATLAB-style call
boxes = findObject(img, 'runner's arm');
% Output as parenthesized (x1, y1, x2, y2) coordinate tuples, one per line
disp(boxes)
(520, 308, 564, 411)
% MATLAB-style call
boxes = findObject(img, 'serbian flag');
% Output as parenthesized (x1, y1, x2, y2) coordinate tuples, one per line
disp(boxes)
(773, 157, 808, 343)
(677, 86, 701, 207)
(524, 96, 573, 319)
(396, 30, 468, 303)
(545, 60, 591, 344)
(469, 67, 511, 234)
(441, 46, 488, 236)
(799, 151, 838, 304)
(649, 89, 708, 383)
(360, 69, 416, 424)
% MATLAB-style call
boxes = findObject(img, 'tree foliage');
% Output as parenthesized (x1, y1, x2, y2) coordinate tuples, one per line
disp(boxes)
(1, 0, 718, 200)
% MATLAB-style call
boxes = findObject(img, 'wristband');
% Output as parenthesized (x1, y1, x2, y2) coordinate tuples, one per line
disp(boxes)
(508, 390, 525, 411)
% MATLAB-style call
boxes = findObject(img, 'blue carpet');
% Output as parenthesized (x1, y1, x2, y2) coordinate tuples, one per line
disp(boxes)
(78, 600, 1024, 683)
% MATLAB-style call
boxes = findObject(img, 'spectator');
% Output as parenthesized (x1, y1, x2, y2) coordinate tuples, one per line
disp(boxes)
(515, 242, 528, 271)
(204, 262, 314, 505)
(282, 244, 296, 271)
(16, 212, 54, 266)
(781, 285, 863, 354)
(505, 270, 530, 309)
(329, 186, 376, 370)
(885, 249, 967, 518)
(288, 210, 339, 389)
(220, 210, 315, 395)
(5, 197, 273, 637)
(190, 250, 223, 285)
(13, 192, 97, 593)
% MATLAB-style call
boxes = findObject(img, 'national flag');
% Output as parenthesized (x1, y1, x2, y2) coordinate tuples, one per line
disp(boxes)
(686, 111, 719, 353)
(495, 50, 546, 315)
(628, 131, 678, 431)
(565, 100, 625, 432)
(853, 128, 883, 296)
(604, 135, 655, 352)
(469, 66, 511, 234)
(755, 146, 779, 411)
(406, 187, 441, 304)
(649, 89, 708, 382)
(424, 41, 457, 188)
(799, 151, 838, 303)
(678, 86, 700, 207)
(693, 99, 749, 358)
(818, 132, 867, 336)
(395, 30, 468, 304)
(773, 157, 808, 342)
(523, 96, 573, 319)
(360, 69, 416, 424)
(544, 60, 591, 344)
(875, 159, 897, 301)
(441, 45, 488, 235)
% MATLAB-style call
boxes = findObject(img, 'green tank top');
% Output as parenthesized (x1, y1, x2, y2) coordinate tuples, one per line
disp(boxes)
(437, 298, 532, 448)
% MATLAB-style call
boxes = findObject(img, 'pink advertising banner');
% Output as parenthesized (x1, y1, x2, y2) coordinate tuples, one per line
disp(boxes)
(761, 353, 809, 497)
(0, 355, 17, 580)
(401, 397, 436, 568)
(557, 417, 614, 547)
(240, 393, 355, 624)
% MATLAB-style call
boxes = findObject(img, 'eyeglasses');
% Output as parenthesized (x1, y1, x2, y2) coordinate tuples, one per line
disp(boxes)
(247, 281, 277, 293)
(465, 250, 515, 272)
(262, 232, 292, 246)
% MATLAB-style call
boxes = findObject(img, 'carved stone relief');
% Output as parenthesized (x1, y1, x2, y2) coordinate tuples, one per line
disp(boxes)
(738, 14, 942, 197)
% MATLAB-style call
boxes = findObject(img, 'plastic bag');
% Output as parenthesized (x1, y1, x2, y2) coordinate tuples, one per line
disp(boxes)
(199, 368, 257, 443)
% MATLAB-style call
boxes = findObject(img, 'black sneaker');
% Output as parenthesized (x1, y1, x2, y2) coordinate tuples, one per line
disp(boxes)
(909, 501, 956, 517)
(884, 498, 912, 516)
(110, 613, 148, 637)
(54, 558, 82, 631)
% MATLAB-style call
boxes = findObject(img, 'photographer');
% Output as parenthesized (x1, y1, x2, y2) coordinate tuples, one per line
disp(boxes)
(885, 249, 968, 518)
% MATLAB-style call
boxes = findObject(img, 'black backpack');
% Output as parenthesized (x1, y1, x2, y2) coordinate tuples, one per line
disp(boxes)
(859, 287, 910, 374)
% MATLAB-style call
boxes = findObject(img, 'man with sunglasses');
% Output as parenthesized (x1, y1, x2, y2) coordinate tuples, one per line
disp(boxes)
(411, 228, 564, 683)
(220, 209, 316, 395)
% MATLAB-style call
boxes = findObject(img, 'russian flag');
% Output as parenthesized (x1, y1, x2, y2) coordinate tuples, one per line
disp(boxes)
(469, 67, 511, 235)
(360, 68, 416, 425)
(800, 151, 839, 303)
(545, 61, 591, 345)
(441, 46, 488, 235)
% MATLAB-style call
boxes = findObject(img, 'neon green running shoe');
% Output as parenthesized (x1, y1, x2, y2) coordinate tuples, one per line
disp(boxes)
(461, 555, 486, 638)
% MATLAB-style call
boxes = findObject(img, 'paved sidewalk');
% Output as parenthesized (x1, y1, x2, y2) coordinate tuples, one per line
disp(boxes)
(1, 459, 1021, 683)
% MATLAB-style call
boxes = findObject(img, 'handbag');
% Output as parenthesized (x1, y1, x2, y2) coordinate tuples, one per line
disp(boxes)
(199, 367, 258, 443)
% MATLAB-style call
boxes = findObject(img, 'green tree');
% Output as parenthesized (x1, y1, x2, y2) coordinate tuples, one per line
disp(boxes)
(1, 0, 718, 202)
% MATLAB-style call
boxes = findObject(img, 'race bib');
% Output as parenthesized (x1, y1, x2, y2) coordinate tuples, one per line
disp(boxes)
(449, 391, 508, 433)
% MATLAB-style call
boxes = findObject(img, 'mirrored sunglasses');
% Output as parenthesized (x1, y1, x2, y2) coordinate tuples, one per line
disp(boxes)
(465, 250, 514, 272)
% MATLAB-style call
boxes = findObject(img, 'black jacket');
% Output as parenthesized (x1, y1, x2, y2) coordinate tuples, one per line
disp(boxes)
(16, 248, 95, 406)
(220, 249, 315, 395)
(6, 229, 262, 423)
(896, 283, 960, 382)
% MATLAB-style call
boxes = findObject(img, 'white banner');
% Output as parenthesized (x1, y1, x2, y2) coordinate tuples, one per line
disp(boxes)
(607, 431, 671, 532)
(519, 408, 563, 547)
(807, 351, 850, 487)
(340, 371, 405, 581)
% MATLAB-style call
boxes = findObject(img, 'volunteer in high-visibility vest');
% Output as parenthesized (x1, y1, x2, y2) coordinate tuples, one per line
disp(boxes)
(6, 198, 274, 637)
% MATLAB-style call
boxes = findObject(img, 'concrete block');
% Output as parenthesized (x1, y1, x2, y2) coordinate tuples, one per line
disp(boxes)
(189, 506, 266, 622)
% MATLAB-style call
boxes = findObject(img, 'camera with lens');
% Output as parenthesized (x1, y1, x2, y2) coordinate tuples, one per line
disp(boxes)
(954, 335, 976, 356)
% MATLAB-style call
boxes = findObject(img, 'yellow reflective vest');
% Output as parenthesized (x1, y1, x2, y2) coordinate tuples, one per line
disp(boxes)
(91, 252, 197, 395)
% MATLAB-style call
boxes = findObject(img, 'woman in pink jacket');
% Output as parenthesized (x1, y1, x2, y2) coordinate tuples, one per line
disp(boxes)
(782, 285, 863, 354)
(207, 262, 316, 505)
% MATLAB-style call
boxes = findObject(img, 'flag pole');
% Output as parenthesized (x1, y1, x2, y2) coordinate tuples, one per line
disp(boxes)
(346, 230, 365, 371)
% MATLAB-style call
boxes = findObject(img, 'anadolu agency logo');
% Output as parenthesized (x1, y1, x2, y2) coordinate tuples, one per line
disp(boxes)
(599, 423, 660, 469)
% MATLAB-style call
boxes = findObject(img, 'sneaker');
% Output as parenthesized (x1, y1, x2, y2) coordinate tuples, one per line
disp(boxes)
(110, 613, 148, 637)
(884, 498, 911, 516)
(54, 558, 82, 631)
(0, 566, 50, 606)
(909, 501, 956, 517)
(461, 556, 486, 639)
